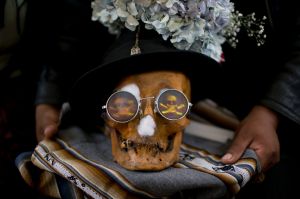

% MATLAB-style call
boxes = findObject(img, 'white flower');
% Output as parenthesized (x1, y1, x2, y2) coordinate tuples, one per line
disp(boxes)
(125, 15, 139, 31)
(127, 1, 138, 16)
(167, 16, 184, 32)
(135, 0, 153, 7)
(98, 9, 118, 24)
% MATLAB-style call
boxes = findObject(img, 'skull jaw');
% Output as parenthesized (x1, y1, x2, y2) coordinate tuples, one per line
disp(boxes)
(111, 129, 183, 171)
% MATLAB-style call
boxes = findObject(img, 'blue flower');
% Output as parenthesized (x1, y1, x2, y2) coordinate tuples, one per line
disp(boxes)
(92, 0, 265, 63)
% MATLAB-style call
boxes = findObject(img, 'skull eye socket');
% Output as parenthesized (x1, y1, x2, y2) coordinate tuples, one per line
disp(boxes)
(106, 91, 139, 123)
(156, 89, 190, 120)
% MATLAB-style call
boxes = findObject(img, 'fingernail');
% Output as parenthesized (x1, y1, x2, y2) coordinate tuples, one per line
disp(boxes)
(222, 153, 232, 161)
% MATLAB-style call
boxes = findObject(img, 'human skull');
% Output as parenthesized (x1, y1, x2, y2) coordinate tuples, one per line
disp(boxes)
(105, 71, 191, 170)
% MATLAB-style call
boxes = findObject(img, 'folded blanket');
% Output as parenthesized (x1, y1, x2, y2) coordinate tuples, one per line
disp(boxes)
(16, 125, 260, 199)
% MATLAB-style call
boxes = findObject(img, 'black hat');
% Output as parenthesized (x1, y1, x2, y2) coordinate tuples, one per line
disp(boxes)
(68, 28, 222, 128)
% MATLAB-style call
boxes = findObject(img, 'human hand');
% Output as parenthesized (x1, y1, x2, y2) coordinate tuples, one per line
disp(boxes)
(221, 105, 280, 172)
(35, 104, 60, 142)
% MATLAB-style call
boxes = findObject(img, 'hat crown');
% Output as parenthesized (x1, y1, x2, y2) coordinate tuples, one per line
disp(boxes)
(102, 28, 176, 64)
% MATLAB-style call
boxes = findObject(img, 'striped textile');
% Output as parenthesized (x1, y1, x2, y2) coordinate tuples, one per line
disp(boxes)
(16, 126, 260, 199)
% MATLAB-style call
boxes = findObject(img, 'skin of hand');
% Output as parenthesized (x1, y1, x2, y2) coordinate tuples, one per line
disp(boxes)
(221, 105, 280, 172)
(35, 104, 60, 142)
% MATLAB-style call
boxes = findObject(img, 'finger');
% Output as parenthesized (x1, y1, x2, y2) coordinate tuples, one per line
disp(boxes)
(35, 104, 60, 142)
(221, 133, 251, 164)
(254, 146, 280, 172)
(44, 124, 59, 139)
(36, 117, 58, 141)
(256, 150, 269, 172)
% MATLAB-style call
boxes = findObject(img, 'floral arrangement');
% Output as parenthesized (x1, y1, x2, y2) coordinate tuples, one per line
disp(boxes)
(91, 0, 266, 62)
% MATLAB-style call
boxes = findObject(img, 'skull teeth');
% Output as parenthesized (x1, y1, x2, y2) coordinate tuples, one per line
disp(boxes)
(119, 138, 172, 153)
(121, 141, 127, 149)
(121, 140, 133, 150)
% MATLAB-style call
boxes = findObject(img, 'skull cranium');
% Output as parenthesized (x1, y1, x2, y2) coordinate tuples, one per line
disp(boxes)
(105, 71, 191, 170)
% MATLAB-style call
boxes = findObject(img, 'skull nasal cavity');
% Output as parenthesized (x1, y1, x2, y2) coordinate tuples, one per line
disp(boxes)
(143, 98, 154, 116)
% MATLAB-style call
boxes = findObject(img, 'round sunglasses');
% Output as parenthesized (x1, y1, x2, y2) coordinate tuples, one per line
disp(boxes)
(102, 89, 192, 123)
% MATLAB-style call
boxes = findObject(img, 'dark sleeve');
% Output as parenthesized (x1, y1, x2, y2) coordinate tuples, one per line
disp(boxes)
(34, 0, 115, 106)
(260, 7, 300, 125)
(35, 65, 65, 105)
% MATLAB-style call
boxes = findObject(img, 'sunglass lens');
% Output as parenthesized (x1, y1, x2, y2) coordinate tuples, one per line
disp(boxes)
(157, 90, 189, 120)
(107, 91, 139, 122)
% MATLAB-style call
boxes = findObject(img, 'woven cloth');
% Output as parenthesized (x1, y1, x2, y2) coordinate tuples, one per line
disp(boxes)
(16, 124, 260, 199)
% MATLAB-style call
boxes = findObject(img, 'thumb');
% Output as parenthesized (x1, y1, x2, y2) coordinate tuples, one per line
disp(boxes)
(221, 133, 250, 164)
(36, 104, 60, 142)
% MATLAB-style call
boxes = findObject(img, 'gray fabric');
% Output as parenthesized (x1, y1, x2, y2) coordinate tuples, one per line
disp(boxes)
(58, 127, 259, 199)
(183, 133, 230, 156)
